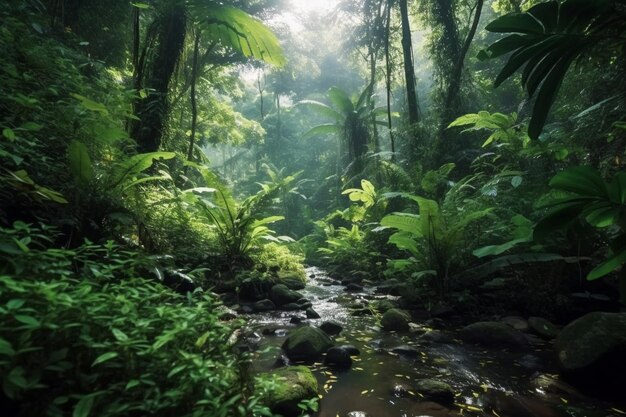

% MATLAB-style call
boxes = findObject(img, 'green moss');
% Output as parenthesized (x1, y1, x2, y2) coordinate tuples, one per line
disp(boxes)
(258, 366, 318, 416)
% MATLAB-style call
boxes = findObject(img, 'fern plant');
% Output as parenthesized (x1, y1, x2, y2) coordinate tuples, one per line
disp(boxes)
(183, 162, 292, 268)
(379, 192, 492, 297)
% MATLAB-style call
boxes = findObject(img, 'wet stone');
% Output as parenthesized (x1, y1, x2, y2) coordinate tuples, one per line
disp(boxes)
(305, 308, 320, 319)
(339, 344, 360, 355)
(319, 320, 343, 335)
(324, 346, 352, 368)
(390, 345, 421, 358)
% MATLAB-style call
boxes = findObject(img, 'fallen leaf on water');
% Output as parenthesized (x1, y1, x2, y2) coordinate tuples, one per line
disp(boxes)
(360, 390, 369, 395)
(611, 408, 626, 415)
(560, 398, 568, 404)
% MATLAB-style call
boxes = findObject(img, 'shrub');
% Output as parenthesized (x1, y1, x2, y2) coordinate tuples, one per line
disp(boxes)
(0, 224, 271, 417)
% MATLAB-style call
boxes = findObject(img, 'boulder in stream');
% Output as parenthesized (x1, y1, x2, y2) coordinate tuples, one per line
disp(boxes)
(555, 312, 626, 397)
(282, 326, 333, 362)
(345, 283, 364, 292)
(460, 321, 529, 348)
(252, 299, 276, 312)
(319, 320, 343, 335)
(528, 316, 558, 339)
(414, 379, 455, 405)
(409, 401, 457, 417)
(270, 284, 303, 306)
(324, 346, 352, 368)
(381, 308, 411, 331)
(390, 345, 421, 358)
(277, 271, 306, 290)
(258, 365, 318, 417)
(306, 308, 320, 318)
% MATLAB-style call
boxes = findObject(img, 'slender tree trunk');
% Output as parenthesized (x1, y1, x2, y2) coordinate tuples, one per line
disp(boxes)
(439, 0, 483, 133)
(131, 4, 186, 153)
(399, 0, 419, 125)
(384, 1, 395, 160)
(369, 52, 380, 154)
(275, 92, 281, 143)
(257, 71, 265, 119)
(132, 7, 140, 71)
(187, 32, 200, 162)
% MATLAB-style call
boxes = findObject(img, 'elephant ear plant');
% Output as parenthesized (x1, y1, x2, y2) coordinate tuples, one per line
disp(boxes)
(534, 166, 626, 303)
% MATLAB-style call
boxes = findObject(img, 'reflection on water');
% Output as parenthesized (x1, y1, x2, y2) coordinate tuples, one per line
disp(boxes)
(244, 267, 622, 417)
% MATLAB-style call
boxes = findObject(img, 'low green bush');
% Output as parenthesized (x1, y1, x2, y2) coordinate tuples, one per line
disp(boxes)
(0, 224, 272, 417)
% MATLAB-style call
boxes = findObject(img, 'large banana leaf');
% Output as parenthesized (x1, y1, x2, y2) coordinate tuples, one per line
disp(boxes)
(189, 2, 285, 67)
(479, 0, 615, 139)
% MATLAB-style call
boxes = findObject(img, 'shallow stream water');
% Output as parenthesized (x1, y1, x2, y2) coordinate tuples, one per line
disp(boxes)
(244, 267, 623, 417)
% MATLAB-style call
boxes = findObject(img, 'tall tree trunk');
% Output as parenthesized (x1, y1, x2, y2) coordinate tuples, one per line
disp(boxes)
(187, 31, 200, 162)
(384, 0, 395, 160)
(132, 7, 140, 71)
(439, 0, 483, 133)
(369, 52, 380, 154)
(132, 4, 186, 153)
(399, 0, 419, 126)
(275, 92, 281, 143)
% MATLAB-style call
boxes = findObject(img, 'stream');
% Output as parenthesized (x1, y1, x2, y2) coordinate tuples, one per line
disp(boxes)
(243, 267, 622, 417)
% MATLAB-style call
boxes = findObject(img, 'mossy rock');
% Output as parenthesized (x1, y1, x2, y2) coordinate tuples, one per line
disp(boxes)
(278, 271, 306, 290)
(381, 308, 410, 331)
(414, 379, 455, 405)
(260, 365, 318, 417)
(555, 312, 626, 397)
(282, 326, 333, 362)
(270, 284, 303, 306)
(460, 321, 528, 348)
(528, 316, 558, 339)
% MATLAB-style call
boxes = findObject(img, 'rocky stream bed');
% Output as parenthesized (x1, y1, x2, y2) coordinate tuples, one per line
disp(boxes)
(230, 267, 626, 417)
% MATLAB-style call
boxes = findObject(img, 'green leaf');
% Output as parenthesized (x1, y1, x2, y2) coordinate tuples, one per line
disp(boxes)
(68, 141, 94, 185)
(380, 213, 421, 236)
(549, 166, 607, 198)
(111, 328, 128, 342)
(485, 11, 545, 34)
(388, 232, 420, 256)
(587, 247, 626, 281)
(473, 237, 530, 257)
(0, 338, 15, 356)
(130, 2, 150, 8)
(328, 87, 354, 114)
(109, 152, 175, 190)
(92, 352, 119, 366)
(302, 124, 340, 139)
(190, 4, 285, 67)
(2, 128, 16, 141)
(511, 176, 523, 188)
(73, 395, 95, 417)
(14, 315, 40, 327)
(71, 94, 109, 115)
(6, 299, 25, 310)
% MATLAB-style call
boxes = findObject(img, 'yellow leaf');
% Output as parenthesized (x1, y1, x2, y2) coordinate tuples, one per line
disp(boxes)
(360, 390, 368, 395)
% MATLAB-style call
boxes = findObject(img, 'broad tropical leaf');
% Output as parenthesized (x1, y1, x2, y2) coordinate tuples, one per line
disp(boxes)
(189, 3, 285, 67)
(109, 152, 175, 190)
(479, 0, 619, 139)
(380, 213, 421, 236)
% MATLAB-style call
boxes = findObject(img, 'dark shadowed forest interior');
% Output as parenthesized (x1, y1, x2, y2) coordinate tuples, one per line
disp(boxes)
(1, 0, 626, 416)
